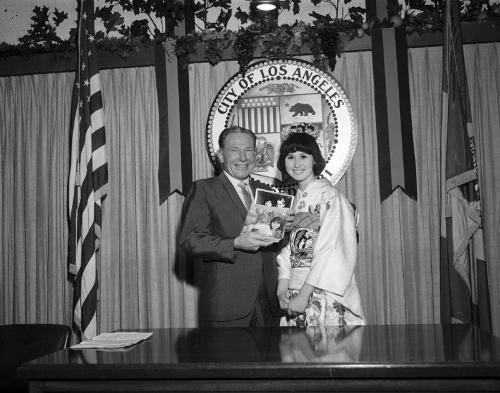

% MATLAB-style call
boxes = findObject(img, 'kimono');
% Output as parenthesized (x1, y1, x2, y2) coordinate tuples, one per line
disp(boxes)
(277, 178, 365, 327)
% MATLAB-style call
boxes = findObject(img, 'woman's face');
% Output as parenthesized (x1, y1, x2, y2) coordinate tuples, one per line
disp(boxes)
(284, 150, 316, 189)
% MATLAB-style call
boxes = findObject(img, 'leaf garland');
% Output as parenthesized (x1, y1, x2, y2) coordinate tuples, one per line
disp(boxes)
(1, 0, 500, 72)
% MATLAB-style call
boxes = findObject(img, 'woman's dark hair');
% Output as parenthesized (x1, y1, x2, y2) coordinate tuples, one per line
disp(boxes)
(277, 133, 325, 176)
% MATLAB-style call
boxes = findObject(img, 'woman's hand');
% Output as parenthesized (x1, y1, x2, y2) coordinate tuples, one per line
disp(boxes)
(287, 293, 309, 315)
(277, 279, 290, 309)
(287, 283, 314, 315)
(278, 291, 289, 309)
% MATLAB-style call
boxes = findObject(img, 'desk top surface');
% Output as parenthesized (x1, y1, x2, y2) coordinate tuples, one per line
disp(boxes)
(17, 324, 500, 380)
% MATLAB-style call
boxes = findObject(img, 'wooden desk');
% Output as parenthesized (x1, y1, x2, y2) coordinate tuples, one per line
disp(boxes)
(18, 324, 500, 392)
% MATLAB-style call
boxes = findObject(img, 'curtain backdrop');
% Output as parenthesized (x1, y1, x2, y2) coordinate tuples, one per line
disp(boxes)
(1, 43, 499, 335)
(1, 72, 74, 325)
(188, 43, 500, 332)
(0, 67, 196, 331)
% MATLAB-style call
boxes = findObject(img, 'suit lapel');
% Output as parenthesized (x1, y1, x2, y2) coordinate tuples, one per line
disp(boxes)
(219, 173, 247, 219)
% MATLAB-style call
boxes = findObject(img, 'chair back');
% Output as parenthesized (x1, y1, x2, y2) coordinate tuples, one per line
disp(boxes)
(0, 324, 71, 392)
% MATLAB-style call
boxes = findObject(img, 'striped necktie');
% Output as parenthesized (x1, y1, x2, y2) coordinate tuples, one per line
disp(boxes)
(238, 182, 252, 210)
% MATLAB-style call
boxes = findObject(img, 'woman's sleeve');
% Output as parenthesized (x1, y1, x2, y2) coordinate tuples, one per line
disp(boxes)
(305, 191, 358, 296)
(276, 242, 291, 281)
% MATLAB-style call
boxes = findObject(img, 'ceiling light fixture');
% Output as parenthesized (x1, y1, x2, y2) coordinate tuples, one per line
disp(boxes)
(251, 0, 279, 12)
(250, 0, 280, 33)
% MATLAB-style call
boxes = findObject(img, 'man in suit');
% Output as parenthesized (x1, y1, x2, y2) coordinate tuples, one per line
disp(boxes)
(180, 126, 280, 327)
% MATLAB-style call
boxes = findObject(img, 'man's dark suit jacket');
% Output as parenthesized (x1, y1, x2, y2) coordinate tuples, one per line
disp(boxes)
(180, 173, 280, 323)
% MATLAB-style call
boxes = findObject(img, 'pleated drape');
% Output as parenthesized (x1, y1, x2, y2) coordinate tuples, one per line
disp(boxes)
(188, 44, 500, 332)
(97, 67, 197, 331)
(1, 72, 74, 325)
(1, 42, 499, 335)
(188, 52, 437, 325)
(0, 66, 197, 331)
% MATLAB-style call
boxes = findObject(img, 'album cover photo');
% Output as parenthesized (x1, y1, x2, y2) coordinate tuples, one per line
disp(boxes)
(242, 189, 294, 242)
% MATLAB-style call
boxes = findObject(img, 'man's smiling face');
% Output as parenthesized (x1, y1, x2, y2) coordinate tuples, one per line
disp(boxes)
(219, 132, 256, 180)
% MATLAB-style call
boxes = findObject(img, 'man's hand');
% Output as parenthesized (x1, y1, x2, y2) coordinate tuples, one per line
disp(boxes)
(234, 230, 275, 251)
(277, 279, 290, 309)
(278, 293, 289, 310)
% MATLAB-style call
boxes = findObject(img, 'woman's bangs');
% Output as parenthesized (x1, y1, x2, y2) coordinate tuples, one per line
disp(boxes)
(284, 141, 314, 156)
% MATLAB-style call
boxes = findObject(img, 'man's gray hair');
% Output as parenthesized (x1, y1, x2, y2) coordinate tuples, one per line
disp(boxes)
(218, 126, 256, 149)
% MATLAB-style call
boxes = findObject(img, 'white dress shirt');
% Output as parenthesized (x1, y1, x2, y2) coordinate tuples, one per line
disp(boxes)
(224, 171, 254, 207)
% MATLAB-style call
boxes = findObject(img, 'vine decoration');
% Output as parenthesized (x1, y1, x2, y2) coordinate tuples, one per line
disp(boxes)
(1, 1, 500, 74)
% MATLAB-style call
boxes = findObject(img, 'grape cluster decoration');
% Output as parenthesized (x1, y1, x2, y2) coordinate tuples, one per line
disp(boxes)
(234, 30, 256, 75)
(317, 27, 340, 72)
(162, 37, 176, 63)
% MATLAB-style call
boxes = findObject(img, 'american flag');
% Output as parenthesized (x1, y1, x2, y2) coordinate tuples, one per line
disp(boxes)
(68, 0, 108, 340)
(440, 0, 490, 328)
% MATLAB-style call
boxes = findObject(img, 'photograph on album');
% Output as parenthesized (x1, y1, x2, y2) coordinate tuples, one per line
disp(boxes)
(242, 189, 294, 241)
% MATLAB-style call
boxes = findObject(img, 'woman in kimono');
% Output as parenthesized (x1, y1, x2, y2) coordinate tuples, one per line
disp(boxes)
(276, 132, 365, 327)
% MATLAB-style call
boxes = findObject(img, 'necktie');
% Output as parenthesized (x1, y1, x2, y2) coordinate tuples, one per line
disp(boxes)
(238, 182, 252, 210)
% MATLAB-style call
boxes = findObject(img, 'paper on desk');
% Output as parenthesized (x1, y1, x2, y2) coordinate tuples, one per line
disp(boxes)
(70, 332, 153, 349)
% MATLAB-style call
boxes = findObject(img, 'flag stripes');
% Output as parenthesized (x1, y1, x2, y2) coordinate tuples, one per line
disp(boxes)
(69, 0, 108, 340)
(234, 97, 281, 134)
